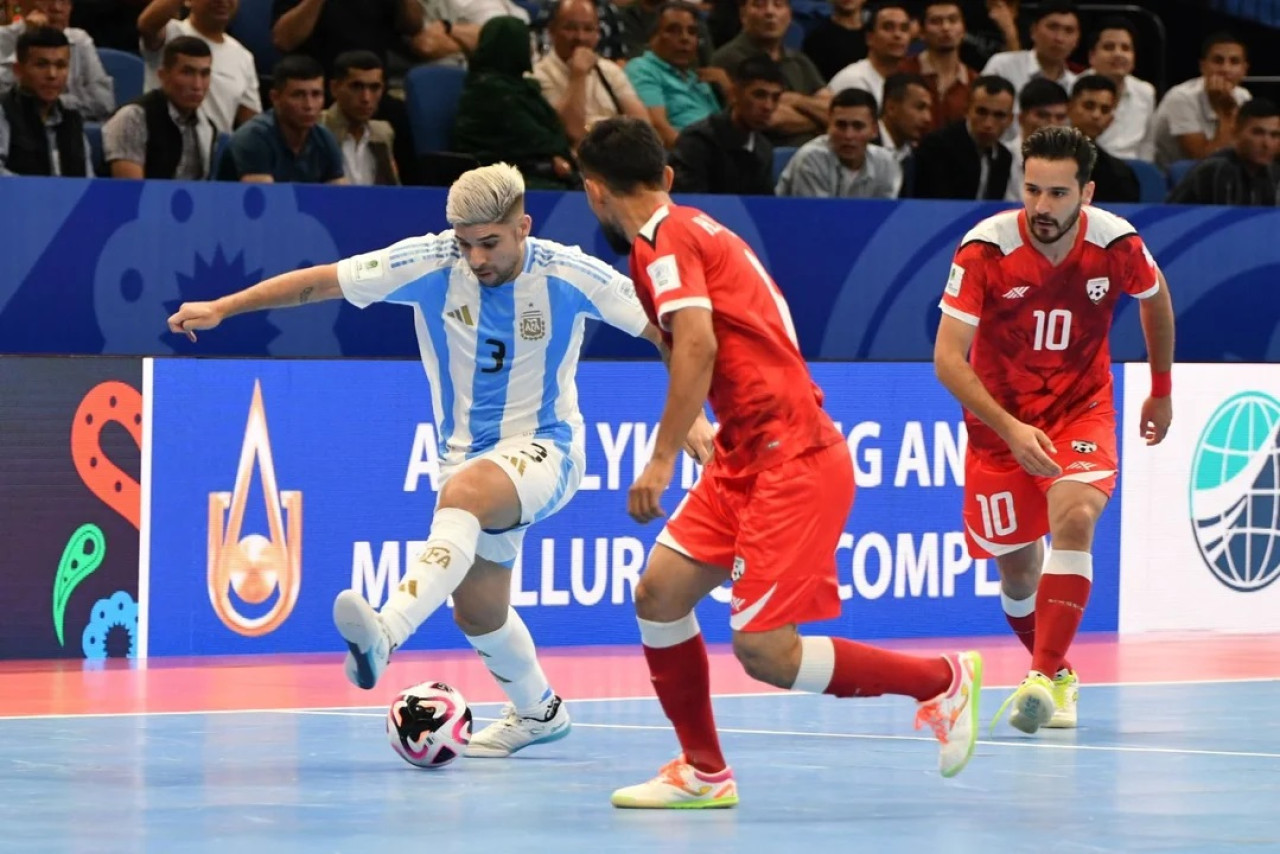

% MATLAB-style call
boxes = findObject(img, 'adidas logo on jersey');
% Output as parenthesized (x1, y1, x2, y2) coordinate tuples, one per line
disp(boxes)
(1002, 286, 1030, 299)
(447, 306, 475, 326)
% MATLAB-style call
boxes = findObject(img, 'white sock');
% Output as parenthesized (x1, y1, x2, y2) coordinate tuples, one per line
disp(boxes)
(791, 636, 836, 693)
(466, 607, 554, 717)
(1000, 590, 1036, 618)
(380, 507, 480, 648)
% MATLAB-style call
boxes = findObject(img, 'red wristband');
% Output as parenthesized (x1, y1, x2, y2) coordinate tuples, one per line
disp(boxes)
(1151, 370, 1171, 399)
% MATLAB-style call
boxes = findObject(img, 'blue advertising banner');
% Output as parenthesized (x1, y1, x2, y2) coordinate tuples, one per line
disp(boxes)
(146, 360, 1122, 657)
(0, 175, 1275, 363)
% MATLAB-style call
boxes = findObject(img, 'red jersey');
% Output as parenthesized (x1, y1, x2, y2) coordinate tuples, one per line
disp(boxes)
(939, 206, 1161, 460)
(629, 204, 840, 478)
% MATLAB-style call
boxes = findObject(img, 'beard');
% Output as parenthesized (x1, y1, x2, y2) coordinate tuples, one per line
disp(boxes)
(1029, 203, 1083, 245)
(600, 218, 633, 256)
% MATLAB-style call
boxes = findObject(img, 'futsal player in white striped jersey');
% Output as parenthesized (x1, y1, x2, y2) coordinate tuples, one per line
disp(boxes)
(167, 163, 714, 758)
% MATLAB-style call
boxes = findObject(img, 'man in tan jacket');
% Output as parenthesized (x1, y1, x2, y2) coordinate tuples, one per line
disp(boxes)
(322, 50, 400, 186)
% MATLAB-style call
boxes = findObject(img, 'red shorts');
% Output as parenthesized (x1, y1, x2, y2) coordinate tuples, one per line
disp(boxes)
(656, 440, 854, 633)
(962, 410, 1118, 558)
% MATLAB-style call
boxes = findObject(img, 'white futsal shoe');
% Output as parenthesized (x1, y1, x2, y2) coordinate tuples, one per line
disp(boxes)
(465, 695, 572, 757)
(333, 590, 394, 690)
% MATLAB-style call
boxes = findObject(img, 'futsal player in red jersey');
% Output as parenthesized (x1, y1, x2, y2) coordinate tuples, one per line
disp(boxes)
(575, 116, 984, 809)
(934, 126, 1175, 734)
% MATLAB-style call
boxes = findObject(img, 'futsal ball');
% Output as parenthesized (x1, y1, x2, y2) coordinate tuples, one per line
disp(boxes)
(386, 681, 473, 769)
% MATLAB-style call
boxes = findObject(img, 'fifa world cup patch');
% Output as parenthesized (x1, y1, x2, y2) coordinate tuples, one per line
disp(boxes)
(352, 253, 385, 282)
(647, 255, 682, 295)
(945, 264, 965, 297)
(1071, 440, 1097, 454)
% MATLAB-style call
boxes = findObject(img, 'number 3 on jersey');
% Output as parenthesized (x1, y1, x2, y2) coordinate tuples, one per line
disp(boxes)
(1032, 309, 1072, 351)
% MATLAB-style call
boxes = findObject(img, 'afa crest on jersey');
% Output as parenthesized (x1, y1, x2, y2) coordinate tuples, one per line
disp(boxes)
(1086, 277, 1110, 304)
(1072, 440, 1097, 454)
(519, 310, 547, 341)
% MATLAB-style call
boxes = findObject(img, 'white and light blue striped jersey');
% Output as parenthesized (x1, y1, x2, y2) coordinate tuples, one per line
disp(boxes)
(336, 232, 649, 465)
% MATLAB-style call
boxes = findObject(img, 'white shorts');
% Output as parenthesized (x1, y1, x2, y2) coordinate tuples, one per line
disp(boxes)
(438, 433, 585, 567)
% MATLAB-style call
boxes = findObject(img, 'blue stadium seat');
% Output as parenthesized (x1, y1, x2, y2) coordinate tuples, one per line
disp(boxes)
(83, 121, 106, 175)
(97, 48, 144, 105)
(1166, 159, 1198, 191)
(403, 64, 467, 155)
(772, 146, 796, 184)
(210, 132, 232, 179)
(1125, 158, 1167, 204)
(227, 0, 280, 78)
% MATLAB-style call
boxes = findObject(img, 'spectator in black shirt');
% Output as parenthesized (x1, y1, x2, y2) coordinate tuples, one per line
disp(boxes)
(802, 0, 866, 83)
(271, 0, 423, 79)
(671, 54, 782, 195)
(1168, 98, 1280, 207)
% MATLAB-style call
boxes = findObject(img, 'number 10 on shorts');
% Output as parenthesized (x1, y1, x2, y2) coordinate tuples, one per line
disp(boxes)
(976, 491, 1018, 538)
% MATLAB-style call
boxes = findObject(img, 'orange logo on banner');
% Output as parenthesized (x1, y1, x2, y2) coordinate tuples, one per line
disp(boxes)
(208, 380, 302, 637)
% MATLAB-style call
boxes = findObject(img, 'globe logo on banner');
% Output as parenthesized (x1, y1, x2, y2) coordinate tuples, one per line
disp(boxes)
(1190, 391, 1280, 592)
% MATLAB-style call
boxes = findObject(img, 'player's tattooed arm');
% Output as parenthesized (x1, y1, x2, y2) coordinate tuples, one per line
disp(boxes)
(166, 263, 343, 341)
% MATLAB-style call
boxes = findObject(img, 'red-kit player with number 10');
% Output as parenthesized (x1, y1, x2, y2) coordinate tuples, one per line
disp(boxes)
(934, 127, 1176, 734)
(577, 116, 984, 810)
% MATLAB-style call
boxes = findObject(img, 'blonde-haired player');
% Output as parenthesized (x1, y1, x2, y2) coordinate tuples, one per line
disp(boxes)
(168, 163, 714, 757)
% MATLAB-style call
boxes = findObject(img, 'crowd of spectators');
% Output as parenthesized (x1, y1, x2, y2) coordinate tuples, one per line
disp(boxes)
(0, 0, 1275, 205)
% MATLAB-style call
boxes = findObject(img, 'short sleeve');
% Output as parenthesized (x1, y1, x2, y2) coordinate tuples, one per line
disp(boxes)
(600, 60, 640, 102)
(101, 104, 147, 165)
(236, 47, 263, 112)
(271, 0, 301, 24)
(336, 232, 460, 308)
(633, 221, 712, 330)
(938, 241, 994, 326)
(625, 59, 664, 108)
(226, 125, 275, 178)
(1112, 234, 1160, 299)
(1163, 90, 1204, 137)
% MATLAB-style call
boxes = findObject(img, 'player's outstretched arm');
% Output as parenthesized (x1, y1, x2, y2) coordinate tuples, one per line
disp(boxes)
(934, 313, 1061, 477)
(629, 309, 717, 523)
(166, 264, 343, 342)
(1137, 268, 1175, 445)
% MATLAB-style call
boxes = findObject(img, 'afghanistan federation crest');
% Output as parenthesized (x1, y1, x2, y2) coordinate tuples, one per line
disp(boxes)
(1085, 277, 1110, 304)
(520, 310, 547, 341)
(1072, 440, 1097, 454)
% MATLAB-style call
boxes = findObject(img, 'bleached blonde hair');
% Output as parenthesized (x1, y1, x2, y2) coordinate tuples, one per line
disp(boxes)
(445, 163, 526, 227)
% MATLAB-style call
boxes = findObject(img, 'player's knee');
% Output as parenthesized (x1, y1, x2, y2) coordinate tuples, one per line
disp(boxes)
(438, 477, 485, 513)
(1053, 502, 1100, 544)
(731, 633, 795, 688)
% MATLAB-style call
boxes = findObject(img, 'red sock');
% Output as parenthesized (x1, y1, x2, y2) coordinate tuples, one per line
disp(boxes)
(643, 635, 726, 774)
(1032, 550, 1093, 676)
(1003, 602, 1073, 673)
(1005, 611, 1037, 655)
(820, 638, 952, 701)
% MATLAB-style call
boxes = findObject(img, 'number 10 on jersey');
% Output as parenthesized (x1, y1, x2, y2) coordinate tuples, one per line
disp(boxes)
(1032, 309, 1072, 351)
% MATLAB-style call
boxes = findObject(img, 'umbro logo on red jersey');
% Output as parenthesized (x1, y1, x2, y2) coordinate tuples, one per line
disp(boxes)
(1002, 286, 1030, 299)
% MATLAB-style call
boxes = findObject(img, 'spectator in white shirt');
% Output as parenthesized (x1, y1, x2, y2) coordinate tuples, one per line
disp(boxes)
(532, 0, 651, 148)
(777, 86, 900, 198)
(138, 0, 262, 134)
(1151, 31, 1251, 168)
(0, 0, 114, 120)
(827, 1, 910, 109)
(1086, 16, 1155, 161)
(982, 0, 1078, 141)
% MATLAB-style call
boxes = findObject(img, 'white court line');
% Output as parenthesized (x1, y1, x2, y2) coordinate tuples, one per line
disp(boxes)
(280, 711, 1280, 763)
(1, 676, 1278, 723)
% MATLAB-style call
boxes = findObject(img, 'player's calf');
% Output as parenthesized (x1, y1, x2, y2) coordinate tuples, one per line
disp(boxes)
(731, 628, 801, 688)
